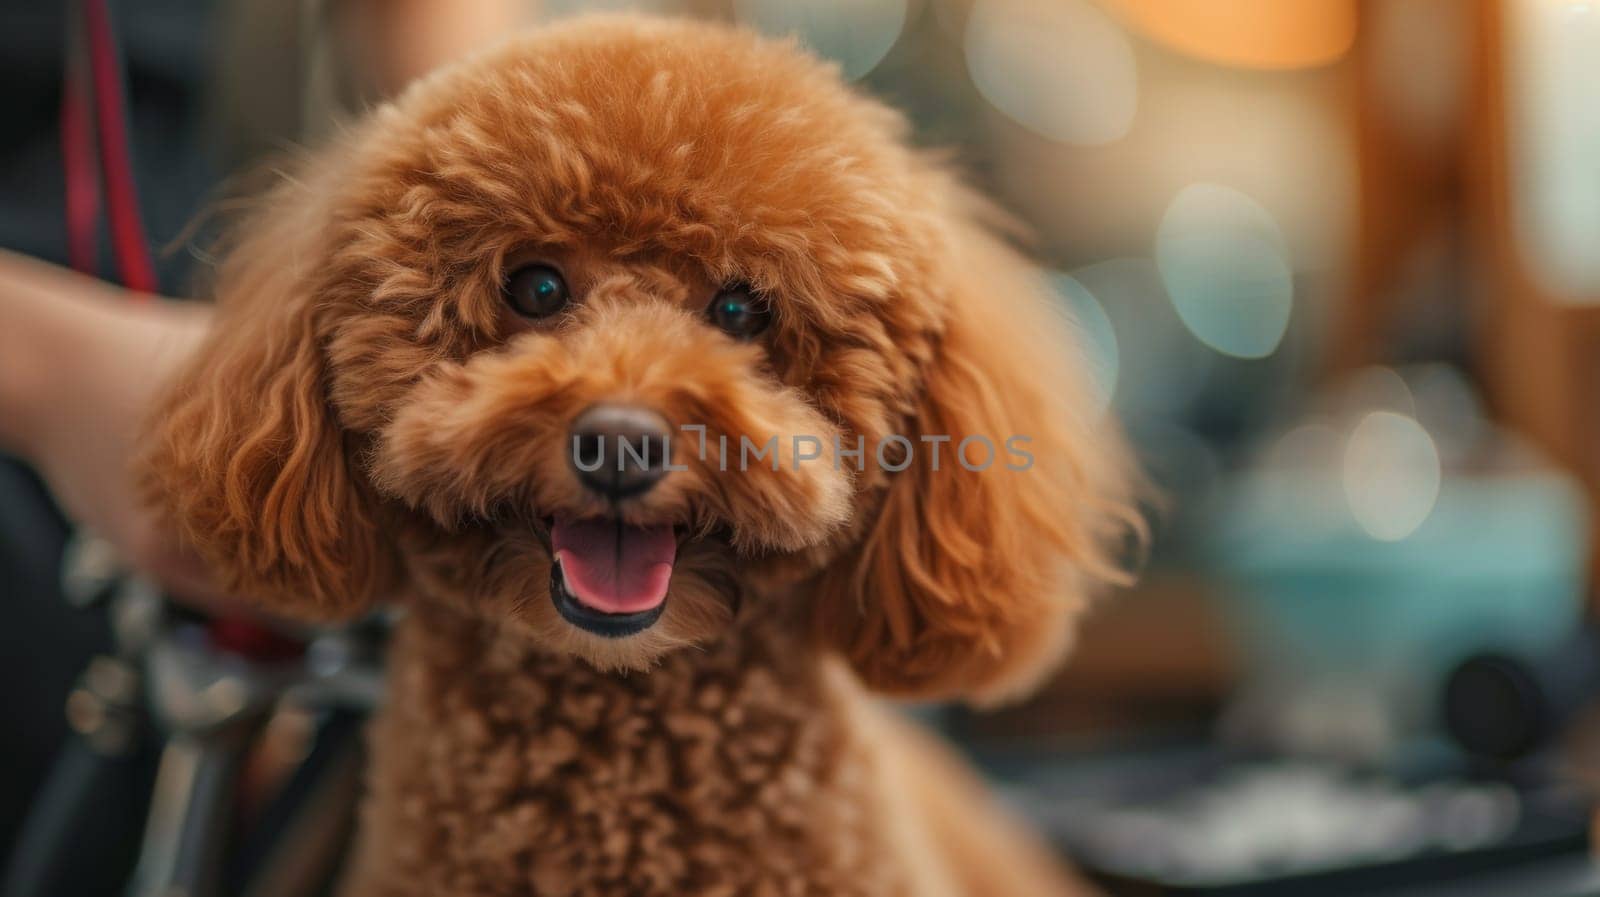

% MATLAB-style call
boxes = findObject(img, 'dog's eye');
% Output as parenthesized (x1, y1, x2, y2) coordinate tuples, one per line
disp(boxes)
(503, 264, 570, 318)
(707, 284, 771, 339)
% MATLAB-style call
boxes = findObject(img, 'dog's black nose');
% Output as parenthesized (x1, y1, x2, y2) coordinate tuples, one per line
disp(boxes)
(569, 404, 674, 499)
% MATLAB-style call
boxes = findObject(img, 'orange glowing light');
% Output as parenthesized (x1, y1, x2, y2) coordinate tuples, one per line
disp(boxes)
(1100, 0, 1358, 70)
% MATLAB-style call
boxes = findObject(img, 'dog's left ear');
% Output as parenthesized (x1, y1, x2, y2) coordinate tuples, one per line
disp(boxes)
(813, 204, 1139, 704)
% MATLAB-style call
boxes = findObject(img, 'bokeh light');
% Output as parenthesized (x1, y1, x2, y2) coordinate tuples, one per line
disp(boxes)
(1100, 0, 1357, 70)
(1072, 257, 1217, 422)
(1506, 0, 1600, 301)
(963, 0, 1137, 145)
(1337, 366, 1417, 418)
(733, 0, 909, 81)
(1147, 79, 1355, 274)
(1047, 271, 1120, 412)
(1343, 411, 1442, 542)
(1156, 183, 1294, 359)
(980, 62, 1353, 273)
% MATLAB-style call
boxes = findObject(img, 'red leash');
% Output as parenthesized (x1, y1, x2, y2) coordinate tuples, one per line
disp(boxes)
(60, 0, 157, 295)
(59, 3, 303, 661)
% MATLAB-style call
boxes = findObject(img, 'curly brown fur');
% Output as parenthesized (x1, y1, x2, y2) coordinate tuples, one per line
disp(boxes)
(140, 14, 1135, 895)
(341, 601, 901, 896)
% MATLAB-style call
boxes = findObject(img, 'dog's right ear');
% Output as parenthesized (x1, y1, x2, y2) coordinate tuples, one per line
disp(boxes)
(139, 176, 396, 620)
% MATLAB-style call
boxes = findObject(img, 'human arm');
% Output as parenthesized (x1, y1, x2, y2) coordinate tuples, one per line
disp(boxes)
(0, 250, 219, 601)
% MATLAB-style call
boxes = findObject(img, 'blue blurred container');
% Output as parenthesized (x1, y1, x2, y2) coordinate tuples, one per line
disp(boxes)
(1208, 468, 1589, 742)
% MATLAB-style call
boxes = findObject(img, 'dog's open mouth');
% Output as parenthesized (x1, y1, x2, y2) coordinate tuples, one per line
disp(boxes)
(549, 515, 677, 638)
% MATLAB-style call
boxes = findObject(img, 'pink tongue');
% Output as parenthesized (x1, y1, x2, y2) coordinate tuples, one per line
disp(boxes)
(552, 518, 677, 614)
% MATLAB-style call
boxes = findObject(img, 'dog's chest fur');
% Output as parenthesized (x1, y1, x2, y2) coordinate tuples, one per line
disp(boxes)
(339, 602, 913, 897)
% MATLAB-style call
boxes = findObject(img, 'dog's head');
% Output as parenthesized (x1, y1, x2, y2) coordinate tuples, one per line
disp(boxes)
(143, 16, 1136, 701)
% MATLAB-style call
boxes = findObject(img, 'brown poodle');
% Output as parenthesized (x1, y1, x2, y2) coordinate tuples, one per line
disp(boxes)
(140, 14, 1137, 896)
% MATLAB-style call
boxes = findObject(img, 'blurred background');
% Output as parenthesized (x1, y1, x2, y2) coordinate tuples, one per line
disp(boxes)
(5, 0, 1600, 894)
